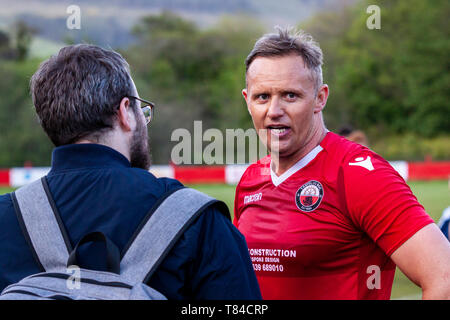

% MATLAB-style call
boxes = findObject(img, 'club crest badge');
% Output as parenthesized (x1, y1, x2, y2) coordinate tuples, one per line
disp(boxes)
(295, 180, 324, 212)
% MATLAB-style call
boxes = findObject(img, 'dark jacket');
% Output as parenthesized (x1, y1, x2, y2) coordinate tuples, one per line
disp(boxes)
(0, 144, 261, 299)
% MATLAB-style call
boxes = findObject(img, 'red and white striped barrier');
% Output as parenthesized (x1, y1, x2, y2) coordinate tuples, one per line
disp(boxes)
(0, 161, 449, 187)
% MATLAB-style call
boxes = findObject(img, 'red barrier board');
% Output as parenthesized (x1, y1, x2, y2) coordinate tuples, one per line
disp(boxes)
(408, 161, 450, 180)
(174, 165, 226, 184)
(0, 169, 10, 186)
(2, 161, 450, 187)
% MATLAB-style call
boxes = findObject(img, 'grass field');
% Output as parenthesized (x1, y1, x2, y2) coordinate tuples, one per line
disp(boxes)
(1, 180, 448, 299)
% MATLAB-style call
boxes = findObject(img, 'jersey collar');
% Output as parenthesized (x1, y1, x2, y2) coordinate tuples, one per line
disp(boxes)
(270, 144, 324, 187)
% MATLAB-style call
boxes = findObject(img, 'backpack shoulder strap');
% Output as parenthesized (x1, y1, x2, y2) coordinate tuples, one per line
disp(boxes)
(11, 177, 71, 272)
(120, 187, 228, 284)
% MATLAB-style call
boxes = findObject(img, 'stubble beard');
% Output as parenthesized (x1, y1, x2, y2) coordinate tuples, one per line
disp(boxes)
(129, 112, 151, 170)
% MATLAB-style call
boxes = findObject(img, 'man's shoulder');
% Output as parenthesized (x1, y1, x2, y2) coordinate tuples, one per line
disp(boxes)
(323, 132, 390, 173)
(133, 171, 230, 222)
(323, 132, 369, 162)
(155, 176, 185, 192)
(339, 146, 393, 179)
(0, 192, 12, 202)
(128, 167, 184, 191)
(0, 192, 14, 217)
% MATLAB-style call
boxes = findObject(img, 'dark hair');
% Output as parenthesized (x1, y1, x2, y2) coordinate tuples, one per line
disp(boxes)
(30, 44, 136, 146)
(338, 125, 354, 136)
(245, 27, 324, 92)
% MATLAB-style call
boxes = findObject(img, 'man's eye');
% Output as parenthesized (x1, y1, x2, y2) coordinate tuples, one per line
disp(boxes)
(257, 94, 269, 101)
(285, 92, 297, 100)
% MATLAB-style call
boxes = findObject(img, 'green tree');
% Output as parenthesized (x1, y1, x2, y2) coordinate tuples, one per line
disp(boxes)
(13, 20, 36, 61)
(322, 0, 449, 137)
(126, 12, 263, 163)
(0, 59, 53, 167)
(301, 1, 357, 130)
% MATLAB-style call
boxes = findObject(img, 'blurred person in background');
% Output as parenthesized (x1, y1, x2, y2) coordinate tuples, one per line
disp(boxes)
(338, 125, 369, 147)
(437, 178, 450, 241)
(438, 206, 450, 240)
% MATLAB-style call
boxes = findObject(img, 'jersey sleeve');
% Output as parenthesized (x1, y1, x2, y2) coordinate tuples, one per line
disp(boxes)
(341, 151, 434, 256)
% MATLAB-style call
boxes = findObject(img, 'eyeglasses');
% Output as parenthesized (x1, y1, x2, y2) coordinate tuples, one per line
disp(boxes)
(126, 96, 155, 125)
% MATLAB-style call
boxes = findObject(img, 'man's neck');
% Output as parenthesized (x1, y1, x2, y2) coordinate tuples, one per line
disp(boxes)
(271, 127, 328, 176)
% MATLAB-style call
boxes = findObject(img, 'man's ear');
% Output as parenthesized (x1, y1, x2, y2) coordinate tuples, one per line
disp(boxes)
(242, 88, 248, 101)
(314, 84, 329, 113)
(117, 97, 133, 132)
(242, 88, 251, 116)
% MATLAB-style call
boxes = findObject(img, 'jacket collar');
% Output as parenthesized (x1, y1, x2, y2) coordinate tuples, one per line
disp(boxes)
(49, 143, 131, 174)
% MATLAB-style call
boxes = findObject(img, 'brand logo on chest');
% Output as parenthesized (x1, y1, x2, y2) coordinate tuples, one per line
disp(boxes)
(295, 180, 324, 212)
(244, 192, 263, 205)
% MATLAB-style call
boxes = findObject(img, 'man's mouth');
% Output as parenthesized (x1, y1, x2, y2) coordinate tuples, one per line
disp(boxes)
(271, 128, 287, 134)
(267, 125, 291, 137)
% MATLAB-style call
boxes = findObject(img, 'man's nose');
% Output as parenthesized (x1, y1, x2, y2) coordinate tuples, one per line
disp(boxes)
(267, 96, 284, 119)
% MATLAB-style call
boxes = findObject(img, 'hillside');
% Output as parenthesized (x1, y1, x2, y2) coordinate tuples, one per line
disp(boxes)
(0, 0, 355, 49)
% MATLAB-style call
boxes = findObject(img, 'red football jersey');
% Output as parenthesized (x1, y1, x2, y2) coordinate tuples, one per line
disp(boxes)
(234, 132, 433, 300)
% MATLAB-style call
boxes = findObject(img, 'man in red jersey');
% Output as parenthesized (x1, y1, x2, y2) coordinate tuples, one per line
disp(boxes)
(233, 27, 450, 300)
